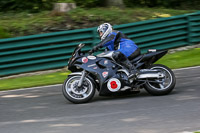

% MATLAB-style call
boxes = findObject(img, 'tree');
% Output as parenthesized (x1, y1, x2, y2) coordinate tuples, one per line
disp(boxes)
(104, 0, 125, 8)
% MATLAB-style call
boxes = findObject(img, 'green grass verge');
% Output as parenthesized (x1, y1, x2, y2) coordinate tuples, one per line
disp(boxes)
(156, 48, 200, 69)
(68, 7, 196, 24)
(0, 71, 71, 91)
(0, 11, 66, 37)
(0, 48, 200, 91)
(0, 7, 196, 38)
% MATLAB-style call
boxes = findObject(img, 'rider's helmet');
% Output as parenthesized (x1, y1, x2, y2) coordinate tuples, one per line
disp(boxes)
(97, 23, 112, 41)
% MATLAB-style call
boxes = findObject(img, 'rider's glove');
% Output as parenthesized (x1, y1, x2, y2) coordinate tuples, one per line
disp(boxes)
(88, 50, 93, 55)
(89, 45, 101, 54)
(93, 45, 100, 52)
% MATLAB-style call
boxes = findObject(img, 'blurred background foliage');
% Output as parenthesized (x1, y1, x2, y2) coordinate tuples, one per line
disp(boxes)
(0, 0, 199, 39)
(124, 0, 200, 9)
(0, 0, 199, 12)
(0, 0, 54, 12)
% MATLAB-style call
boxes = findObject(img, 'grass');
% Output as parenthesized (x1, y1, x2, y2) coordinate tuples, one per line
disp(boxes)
(0, 7, 196, 38)
(0, 11, 66, 37)
(0, 71, 71, 91)
(0, 48, 200, 91)
(156, 48, 200, 69)
(0, 27, 12, 38)
(68, 7, 196, 24)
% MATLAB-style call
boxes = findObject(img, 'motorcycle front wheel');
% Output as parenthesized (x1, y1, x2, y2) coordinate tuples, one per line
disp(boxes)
(144, 64, 176, 96)
(62, 76, 95, 104)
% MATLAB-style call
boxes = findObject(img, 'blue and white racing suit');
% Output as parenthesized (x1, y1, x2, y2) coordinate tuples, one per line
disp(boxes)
(98, 30, 139, 58)
(92, 30, 140, 76)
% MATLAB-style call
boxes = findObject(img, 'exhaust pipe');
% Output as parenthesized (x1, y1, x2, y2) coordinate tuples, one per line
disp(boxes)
(137, 69, 165, 79)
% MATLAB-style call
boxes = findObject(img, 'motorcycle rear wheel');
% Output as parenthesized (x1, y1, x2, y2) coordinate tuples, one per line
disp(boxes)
(144, 64, 176, 95)
(62, 76, 95, 104)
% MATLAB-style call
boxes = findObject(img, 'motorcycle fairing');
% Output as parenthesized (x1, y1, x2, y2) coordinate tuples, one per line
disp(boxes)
(73, 56, 121, 92)
(99, 72, 130, 96)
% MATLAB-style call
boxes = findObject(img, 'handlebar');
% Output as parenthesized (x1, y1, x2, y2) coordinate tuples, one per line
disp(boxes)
(88, 50, 94, 55)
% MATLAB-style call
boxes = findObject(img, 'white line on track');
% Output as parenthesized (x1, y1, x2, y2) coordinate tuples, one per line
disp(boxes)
(173, 66, 200, 71)
(0, 84, 62, 94)
(1, 66, 200, 93)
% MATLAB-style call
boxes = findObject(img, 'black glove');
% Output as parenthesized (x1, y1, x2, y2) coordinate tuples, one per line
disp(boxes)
(93, 45, 100, 52)
(88, 50, 93, 55)
(89, 45, 100, 54)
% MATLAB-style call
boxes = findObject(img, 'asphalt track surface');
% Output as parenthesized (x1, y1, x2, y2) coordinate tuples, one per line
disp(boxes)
(0, 67, 200, 133)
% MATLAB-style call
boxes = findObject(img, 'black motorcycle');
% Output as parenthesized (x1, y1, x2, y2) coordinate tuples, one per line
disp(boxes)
(62, 43, 176, 104)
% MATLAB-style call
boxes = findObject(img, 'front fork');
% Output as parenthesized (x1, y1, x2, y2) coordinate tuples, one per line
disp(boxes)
(78, 70, 86, 87)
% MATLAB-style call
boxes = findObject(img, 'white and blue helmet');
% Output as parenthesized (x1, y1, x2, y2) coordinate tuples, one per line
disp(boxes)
(97, 23, 112, 40)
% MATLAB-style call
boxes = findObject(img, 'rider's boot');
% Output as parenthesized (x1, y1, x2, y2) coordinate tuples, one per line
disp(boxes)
(121, 59, 139, 79)
(112, 51, 139, 79)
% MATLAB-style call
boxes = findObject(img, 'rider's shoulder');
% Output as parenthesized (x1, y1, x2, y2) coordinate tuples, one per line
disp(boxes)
(108, 30, 119, 36)
(112, 30, 120, 34)
(106, 30, 120, 39)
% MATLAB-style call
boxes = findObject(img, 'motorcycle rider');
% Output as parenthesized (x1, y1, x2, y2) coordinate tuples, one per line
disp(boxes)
(89, 23, 140, 78)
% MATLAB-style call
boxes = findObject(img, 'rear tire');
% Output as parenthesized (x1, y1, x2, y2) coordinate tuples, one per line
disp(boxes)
(62, 76, 95, 104)
(144, 64, 176, 95)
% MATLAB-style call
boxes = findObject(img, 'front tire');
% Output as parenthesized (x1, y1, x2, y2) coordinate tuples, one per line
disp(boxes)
(144, 64, 176, 95)
(62, 76, 95, 104)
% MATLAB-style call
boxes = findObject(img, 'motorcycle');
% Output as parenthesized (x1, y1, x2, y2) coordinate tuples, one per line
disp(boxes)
(62, 43, 176, 104)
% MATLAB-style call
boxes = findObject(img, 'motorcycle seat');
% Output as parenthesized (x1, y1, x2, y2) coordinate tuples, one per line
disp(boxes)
(130, 55, 143, 63)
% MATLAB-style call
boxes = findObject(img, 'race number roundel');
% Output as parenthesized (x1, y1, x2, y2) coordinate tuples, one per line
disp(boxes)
(107, 78, 121, 92)
(82, 57, 88, 63)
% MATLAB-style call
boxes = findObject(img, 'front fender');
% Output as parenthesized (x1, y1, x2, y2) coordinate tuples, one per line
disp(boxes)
(68, 72, 82, 76)
(68, 72, 99, 91)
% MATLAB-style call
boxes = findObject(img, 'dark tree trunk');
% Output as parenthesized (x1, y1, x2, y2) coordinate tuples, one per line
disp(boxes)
(105, 0, 125, 8)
